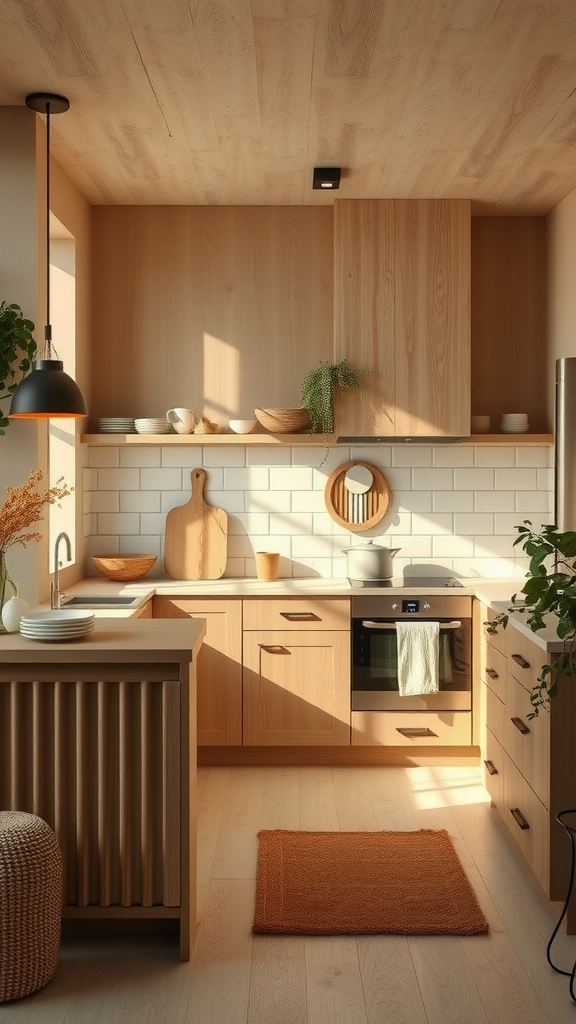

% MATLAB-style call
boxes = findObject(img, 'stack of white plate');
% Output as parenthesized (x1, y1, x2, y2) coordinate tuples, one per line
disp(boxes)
(134, 417, 172, 434)
(19, 610, 96, 642)
(98, 417, 135, 433)
(500, 413, 529, 433)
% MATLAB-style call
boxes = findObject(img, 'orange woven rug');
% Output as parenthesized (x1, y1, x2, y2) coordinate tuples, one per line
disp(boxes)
(253, 829, 489, 936)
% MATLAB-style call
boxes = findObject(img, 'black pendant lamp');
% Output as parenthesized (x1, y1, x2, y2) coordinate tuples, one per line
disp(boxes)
(10, 92, 87, 419)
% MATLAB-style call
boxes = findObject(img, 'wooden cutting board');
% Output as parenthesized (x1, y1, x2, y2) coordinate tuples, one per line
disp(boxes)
(164, 468, 228, 579)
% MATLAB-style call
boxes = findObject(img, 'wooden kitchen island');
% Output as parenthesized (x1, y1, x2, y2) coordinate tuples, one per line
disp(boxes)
(0, 617, 205, 960)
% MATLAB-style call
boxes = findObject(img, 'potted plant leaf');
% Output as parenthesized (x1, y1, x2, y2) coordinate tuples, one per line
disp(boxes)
(0, 301, 36, 435)
(487, 520, 576, 717)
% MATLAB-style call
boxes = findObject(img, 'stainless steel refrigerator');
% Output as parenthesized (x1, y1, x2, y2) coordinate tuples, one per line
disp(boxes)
(555, 357, 576, 531)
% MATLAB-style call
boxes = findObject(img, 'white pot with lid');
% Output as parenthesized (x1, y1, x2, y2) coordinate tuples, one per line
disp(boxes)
(340, 540, 401, 581)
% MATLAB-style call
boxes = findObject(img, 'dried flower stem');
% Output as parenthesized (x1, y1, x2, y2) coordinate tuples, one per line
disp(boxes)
(0, 468, 73, 551)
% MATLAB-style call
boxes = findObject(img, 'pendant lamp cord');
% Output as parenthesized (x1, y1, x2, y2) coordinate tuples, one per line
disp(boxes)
(44, 98, 52, 359)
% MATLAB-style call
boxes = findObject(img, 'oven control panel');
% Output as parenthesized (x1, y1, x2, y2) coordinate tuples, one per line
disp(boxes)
(351, 595, 472, 619)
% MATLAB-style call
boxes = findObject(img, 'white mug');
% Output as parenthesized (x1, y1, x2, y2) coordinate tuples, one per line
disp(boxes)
(166, 408, 196, 434)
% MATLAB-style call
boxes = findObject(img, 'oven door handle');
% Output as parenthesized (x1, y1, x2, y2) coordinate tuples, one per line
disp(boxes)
(361, 620, 462, 630)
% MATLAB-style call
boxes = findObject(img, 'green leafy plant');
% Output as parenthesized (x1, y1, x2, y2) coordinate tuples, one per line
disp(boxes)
(487, 521, 576, 717)
(300, 358, 375, 435)
(0, 301, 36, 435)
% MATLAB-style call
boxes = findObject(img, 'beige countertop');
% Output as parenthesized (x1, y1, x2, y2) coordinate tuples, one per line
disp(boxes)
(36, 573, 566, 654)
(0, 617, 205, 663)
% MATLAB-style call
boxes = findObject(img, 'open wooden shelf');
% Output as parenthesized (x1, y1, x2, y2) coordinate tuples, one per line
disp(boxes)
(81, 433, 554, 446)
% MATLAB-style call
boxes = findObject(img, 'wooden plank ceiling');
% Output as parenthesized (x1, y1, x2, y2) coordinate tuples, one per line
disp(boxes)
(0, 0, 576, 213)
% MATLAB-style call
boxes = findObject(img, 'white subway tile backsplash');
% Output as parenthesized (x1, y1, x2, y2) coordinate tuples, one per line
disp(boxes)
(98, 512, 140, 535)
(203, 446, 246, 468)
(90, 491, 120, 513)
(412, 468, 454, 490)
(141, 467, 183, 490)
(412, 512, 453, 535)
(495, 468, 536, 491)
(270, 513, 313, 536)
(433, 491, 474, 513)
(515, 446, 549, 467)
(392, 446, 432, 467)
(120, 491, 161, 513)
(453, 468, 495, 490)
(88, 447, 120, 468)
(474, 446, 515, 467)
(83, 442, 554, 580)
(247, 447, 292, 467)
(475, 491, 515, 512)
(433, 447, 474, 467)
(454, 513, 494, 535)
(270, 466, 313, 490)
(246, 490, 291, 513)
(225, 467, 269, 490)
(120, 447, 161, 468)
(98, 468, 140, 491)
(392, 490, 433, 513)
(120, 535, 161, 559)
(515, 491, 552, 514)
(140, 513, 167, 535)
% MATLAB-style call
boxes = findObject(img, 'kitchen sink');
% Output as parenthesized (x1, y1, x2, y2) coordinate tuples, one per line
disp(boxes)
(62, 596, 141, 609)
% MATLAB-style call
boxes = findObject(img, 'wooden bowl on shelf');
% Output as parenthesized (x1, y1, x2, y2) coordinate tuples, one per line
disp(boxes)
(91, 554, 157, 581)
(254, 407, 311, 433)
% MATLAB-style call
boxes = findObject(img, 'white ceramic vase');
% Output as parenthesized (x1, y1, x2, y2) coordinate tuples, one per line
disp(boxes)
(1, 595, 29, 633)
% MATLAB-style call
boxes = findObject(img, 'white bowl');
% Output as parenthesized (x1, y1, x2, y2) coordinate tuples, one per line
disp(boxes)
(229, 419, 257, 434)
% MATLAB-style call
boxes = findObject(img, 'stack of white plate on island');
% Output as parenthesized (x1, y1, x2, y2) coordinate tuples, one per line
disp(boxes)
(97, 417, 135, 433)
(134, 417, 172, 434)
(500, 413, 529, 433)
(19, 610, 96, 642)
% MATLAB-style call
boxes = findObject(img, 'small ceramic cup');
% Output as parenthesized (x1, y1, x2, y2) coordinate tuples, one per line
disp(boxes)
(166, 408, 196, 434)
(471, 415, 491, 434)
(255, 552, 280, 581)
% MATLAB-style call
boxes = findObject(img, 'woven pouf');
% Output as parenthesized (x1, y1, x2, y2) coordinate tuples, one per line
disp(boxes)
(0, 811, 62, 1002)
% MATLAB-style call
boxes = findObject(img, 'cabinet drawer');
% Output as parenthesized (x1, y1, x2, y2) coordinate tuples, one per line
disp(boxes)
(504, 673, 550, 808)
(506, 628, 547, 693)
(486, 683, 507, 749)
(503, 750, 549, 895)
(351, 711, 471, 746)
(484, 645, 507, 703)
(483, 728, 504, 808)
(242, 597, 350, 631)
(483, 608, 506, 656)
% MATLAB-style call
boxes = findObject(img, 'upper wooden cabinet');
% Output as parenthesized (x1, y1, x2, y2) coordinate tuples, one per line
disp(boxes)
(334, 199, 471, 437)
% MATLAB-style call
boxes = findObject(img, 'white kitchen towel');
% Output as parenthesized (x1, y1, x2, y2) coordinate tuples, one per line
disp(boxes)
(396, 621, 440, 696)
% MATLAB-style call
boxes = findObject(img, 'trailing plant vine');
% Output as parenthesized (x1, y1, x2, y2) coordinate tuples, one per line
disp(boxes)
(300, 357, 375, 436)
(486, 521, 576, 717)
(0, 302, 36, 435)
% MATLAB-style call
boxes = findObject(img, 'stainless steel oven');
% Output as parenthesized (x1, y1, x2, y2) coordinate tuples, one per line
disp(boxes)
(351, 593, 472, 711)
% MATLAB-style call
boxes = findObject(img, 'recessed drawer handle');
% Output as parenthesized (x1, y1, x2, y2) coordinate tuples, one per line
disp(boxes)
(510, 807, 530, 830)
(279, 611, 320, 621)
(260, 645, 290, 654)
(484, 760, 498, 776)
(511, 653, 530, 670)
(395, 727, 436, 737)
(511, 716, 530, 735)
(485, 668, 499, 680)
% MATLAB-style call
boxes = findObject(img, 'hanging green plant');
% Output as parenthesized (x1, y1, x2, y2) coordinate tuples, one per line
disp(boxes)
(0, 301, 36, 435)
(300, 358, 376, 436)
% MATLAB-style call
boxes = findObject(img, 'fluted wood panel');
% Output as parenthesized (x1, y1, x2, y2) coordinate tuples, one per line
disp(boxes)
(0, 677, 180, 909)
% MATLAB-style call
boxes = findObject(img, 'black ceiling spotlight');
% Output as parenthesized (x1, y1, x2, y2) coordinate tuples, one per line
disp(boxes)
(10, 92, 88, 419)
(313, 167, 341, 190)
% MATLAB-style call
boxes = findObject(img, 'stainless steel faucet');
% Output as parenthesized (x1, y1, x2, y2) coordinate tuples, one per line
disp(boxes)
(50, 531, 72, 609)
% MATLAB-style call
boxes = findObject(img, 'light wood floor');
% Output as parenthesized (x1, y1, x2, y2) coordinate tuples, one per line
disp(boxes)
(4, 764, 576, 1023)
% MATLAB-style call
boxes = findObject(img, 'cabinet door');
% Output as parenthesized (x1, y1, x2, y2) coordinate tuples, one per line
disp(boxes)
(243, 630, 350, 746)
(154, 597, 242, 746)
(334, 198, 470, 437)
